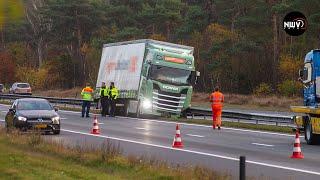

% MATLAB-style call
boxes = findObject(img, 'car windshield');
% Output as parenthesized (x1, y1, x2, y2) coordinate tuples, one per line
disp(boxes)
(17, 101, 53, 110)
(17, 83, 30, 88)
(149, 65, 192, 85)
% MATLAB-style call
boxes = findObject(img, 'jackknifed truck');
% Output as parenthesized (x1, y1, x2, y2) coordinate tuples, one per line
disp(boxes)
(96, 39, 199, 117)
(291, 49, 320, 145)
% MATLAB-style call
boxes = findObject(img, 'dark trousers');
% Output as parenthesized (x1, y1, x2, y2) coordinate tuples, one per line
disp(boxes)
(101, 96, 109, 116)
(82, 100, 91, 117)
(109, 98, 116, 117)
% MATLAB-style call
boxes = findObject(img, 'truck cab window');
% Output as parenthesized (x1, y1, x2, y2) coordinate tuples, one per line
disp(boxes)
(303, 63, 312, 83)
(149, 65, 192, 86)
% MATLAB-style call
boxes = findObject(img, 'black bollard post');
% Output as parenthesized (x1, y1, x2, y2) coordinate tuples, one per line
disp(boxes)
(240, 156, 246, 180)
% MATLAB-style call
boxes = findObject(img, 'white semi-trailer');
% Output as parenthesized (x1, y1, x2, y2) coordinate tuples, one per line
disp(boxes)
(96, 39, 199, 117)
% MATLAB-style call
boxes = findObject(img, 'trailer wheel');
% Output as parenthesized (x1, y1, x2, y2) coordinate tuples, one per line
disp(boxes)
(305, 119, 319, 145)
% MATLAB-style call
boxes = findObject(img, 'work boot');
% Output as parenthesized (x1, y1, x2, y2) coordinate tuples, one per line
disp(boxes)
(212, 125, 216, 130)
(218, 126, 221, 130)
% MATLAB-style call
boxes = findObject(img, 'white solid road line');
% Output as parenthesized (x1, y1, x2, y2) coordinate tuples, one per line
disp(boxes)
(251, 143, 274, 147)
(186, 134, 205, 138)
(61, 128, 320, 176)
(0, 118, 319, 176)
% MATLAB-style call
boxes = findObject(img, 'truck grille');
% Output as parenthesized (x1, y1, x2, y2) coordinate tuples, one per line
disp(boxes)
(152, 90, 186, 113)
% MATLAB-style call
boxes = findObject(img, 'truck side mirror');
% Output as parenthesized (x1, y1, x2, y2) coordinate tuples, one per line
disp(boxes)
(146, 65, 152, 80)
(194, 71, 200, 85)
(299, 69, 303, 77)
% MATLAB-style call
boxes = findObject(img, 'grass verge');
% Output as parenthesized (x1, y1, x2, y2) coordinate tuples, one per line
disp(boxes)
(0, 100, 11, 105)
(0, 128, 230, 179)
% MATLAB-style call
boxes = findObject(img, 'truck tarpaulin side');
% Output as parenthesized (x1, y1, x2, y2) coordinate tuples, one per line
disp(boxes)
(96, 43, 145, 91)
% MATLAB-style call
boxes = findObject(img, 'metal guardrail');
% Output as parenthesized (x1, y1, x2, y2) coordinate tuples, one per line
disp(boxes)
(187, 107, 294, 126)
(0, 94, 89, 106)
(0, 94, 294, 126)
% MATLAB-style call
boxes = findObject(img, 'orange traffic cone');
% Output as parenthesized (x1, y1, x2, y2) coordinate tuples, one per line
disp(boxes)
(172, 124, 184, 148)
(91, 115, 100, 135)
(291, 130, 304, 159)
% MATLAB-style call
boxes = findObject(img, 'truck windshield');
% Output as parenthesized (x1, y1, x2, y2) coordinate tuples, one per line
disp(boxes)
(149, 65, 192, 85)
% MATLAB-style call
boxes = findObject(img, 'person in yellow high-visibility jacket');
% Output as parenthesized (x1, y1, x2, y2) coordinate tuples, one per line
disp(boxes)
(99, 82, 110, 117)
(108, 82, 119, 117)
(81, 83, 94, 118)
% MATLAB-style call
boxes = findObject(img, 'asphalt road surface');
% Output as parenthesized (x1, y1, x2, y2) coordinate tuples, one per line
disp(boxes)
(0, 104, 319, 180)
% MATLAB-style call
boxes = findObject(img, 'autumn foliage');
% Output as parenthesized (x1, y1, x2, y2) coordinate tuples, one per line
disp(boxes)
(1, 0, 317, 97)
(0, 52, 15, 84)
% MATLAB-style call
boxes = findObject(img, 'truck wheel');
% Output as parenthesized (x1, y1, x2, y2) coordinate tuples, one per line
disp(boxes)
(305, 119, 319, 145)
(135, 101, 141, 118)
(123, 101, 129, 117)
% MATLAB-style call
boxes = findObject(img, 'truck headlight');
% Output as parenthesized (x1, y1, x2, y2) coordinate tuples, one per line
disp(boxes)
(18, 116, 27, 121)
(51, 116, 60, 124)
(142, 99, 152, 109)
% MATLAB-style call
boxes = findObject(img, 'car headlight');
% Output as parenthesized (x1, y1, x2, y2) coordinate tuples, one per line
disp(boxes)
(51, 116, 60, 124)
(142, 99, 152, 109)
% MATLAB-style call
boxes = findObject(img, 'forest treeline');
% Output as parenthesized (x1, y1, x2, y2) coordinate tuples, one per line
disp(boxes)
(1, 0, 319, 96)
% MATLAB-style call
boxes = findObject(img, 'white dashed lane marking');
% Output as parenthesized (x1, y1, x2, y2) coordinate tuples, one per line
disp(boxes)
(186, 134, 205, 138)
(135, 127, 148, 130)
(252, 143, 274, 147)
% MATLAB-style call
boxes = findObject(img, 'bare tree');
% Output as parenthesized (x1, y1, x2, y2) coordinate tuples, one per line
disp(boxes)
(25, 0, 47, 68)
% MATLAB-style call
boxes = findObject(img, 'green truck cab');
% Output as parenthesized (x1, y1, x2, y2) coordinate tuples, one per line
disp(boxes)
(96, 39, 199, 117)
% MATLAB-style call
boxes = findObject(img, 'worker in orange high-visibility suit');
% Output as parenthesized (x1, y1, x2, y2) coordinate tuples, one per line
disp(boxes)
(209, 86, 224, 130)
